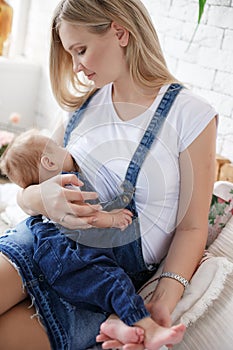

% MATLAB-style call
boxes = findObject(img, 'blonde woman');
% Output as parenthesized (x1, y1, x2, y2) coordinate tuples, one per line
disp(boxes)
(0, 0, 216, 349)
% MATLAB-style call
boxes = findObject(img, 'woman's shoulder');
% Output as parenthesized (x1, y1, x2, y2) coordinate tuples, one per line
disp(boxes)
(170, 86, 217, 151)
(175, 86, 216, 116)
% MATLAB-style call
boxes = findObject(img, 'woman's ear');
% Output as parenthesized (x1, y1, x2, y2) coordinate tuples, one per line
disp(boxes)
(111, 22, 129, 47)
(41, 155, 59, 172)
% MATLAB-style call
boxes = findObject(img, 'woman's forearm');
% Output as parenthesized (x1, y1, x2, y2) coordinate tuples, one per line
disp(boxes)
(152, 227, 207, 313)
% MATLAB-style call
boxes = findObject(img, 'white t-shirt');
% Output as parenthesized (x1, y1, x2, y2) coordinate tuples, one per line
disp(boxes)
(68, 83, 217, 264)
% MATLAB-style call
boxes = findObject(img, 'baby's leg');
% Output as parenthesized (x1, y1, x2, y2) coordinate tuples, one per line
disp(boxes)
(97, 314, 144, 345)
(0, 253, 27, 315)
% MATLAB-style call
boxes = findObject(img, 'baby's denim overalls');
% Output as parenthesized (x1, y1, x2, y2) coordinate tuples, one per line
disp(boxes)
(0, 84, 182, 350)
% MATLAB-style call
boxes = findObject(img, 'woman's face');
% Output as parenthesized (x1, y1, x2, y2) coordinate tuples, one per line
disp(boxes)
(59, 21, 129, 88)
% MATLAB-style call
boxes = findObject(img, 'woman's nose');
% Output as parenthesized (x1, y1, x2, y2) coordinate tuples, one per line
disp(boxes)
(73, 61, 84, 74)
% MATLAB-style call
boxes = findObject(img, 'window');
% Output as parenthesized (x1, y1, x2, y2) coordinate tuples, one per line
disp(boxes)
(7, 0, 31, 56)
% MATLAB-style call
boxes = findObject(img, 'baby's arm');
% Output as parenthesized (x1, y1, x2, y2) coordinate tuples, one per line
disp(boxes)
(92, 209, 133, 231)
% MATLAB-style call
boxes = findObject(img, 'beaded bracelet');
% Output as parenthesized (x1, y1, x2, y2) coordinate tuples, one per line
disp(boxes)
(159, 272, 189, 289)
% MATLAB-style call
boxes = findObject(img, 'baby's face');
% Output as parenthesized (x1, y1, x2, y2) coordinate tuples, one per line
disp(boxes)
(39, 139, 74, 183)
(51, 143, 73, 172)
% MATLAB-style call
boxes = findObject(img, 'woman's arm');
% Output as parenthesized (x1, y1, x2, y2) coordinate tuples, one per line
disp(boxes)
(17, 173, 102, 229)
(149, 117, 217, 317)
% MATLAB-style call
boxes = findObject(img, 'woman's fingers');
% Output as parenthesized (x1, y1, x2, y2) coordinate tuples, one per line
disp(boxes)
(101, 339, 124, 349)
(59, 173, 84, 187)
(60, 213, 97, 229)
(67, 202, 102, 217)
(63, 188, 99, 203)
(96, 333, 111, 342)
(96, 331, 124, 349)
(100, 340, 145, 350)
(123, 344, 145, 350)
(38, 174, 102, 224)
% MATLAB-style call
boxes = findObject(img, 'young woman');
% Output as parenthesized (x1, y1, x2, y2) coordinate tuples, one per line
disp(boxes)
(0, 0, 217, 349)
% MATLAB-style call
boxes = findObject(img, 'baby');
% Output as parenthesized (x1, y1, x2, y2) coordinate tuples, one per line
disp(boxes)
(0, 129, 133, 230)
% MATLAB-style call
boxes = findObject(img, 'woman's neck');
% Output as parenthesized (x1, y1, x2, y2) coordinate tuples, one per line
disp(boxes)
(111, 79, 160, 121)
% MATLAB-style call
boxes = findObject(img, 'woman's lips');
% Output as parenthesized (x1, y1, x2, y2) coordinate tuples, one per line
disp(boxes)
(87, 73, 95, 80)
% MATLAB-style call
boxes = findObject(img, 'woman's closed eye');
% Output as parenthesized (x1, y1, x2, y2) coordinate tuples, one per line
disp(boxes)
(77, 47, 86, 56)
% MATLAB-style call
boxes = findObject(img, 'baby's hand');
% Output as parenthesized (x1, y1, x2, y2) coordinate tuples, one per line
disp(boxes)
(110, 209, 133, 231)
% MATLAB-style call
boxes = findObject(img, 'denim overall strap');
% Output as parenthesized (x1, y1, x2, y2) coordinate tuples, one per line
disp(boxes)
(113, 84, 184, 286)
(63, 90, 99, 147)
(123, 83, 183, 189)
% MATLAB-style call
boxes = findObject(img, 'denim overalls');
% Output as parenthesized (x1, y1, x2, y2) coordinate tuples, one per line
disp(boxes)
(0, 84, 182, 350)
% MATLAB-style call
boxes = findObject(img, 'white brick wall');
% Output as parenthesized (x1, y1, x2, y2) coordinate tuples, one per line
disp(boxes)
(142, 0, 233, 162)
(24, 0, 233, 161)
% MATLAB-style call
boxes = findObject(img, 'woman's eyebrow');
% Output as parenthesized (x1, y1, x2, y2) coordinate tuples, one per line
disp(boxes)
(68, 42, 83, 51)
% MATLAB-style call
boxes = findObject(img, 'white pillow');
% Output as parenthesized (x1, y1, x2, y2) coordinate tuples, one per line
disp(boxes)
(138, 255, 233, 327)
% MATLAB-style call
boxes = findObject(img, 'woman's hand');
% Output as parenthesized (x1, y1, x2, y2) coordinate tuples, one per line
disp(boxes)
(19, 174, 102, 229)
(97, 301, 173, 349)
(146, 297, 172, 328)
(96, 335, 144, 350)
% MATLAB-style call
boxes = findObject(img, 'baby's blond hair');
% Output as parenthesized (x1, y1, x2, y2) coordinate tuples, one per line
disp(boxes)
(0, 130, 53, 188)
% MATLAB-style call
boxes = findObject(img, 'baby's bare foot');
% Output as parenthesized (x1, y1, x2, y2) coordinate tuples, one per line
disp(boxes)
(145, 323, 186, 350)
(99, 315, 144, 345)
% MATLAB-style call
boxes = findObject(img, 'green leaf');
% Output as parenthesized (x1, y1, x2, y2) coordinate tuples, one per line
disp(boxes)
(198, 0, 207, 23)
(0, 144, 8, 158)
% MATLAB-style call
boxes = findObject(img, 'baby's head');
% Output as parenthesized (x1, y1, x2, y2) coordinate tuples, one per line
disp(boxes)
(0, 129, 71, 188)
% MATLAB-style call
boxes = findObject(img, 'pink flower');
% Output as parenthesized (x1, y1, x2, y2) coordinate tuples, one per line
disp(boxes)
(0, 130, 15, 148)
(9, 113, 21, 124)
(217, 197, 226, 204)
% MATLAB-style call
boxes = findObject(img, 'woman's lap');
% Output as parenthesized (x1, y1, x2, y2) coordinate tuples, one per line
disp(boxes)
(0, 220, 106, 350)
(0, 299, 51, 350)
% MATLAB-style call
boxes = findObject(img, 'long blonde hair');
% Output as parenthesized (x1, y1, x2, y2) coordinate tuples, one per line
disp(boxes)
(50, 0, 177, 110)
